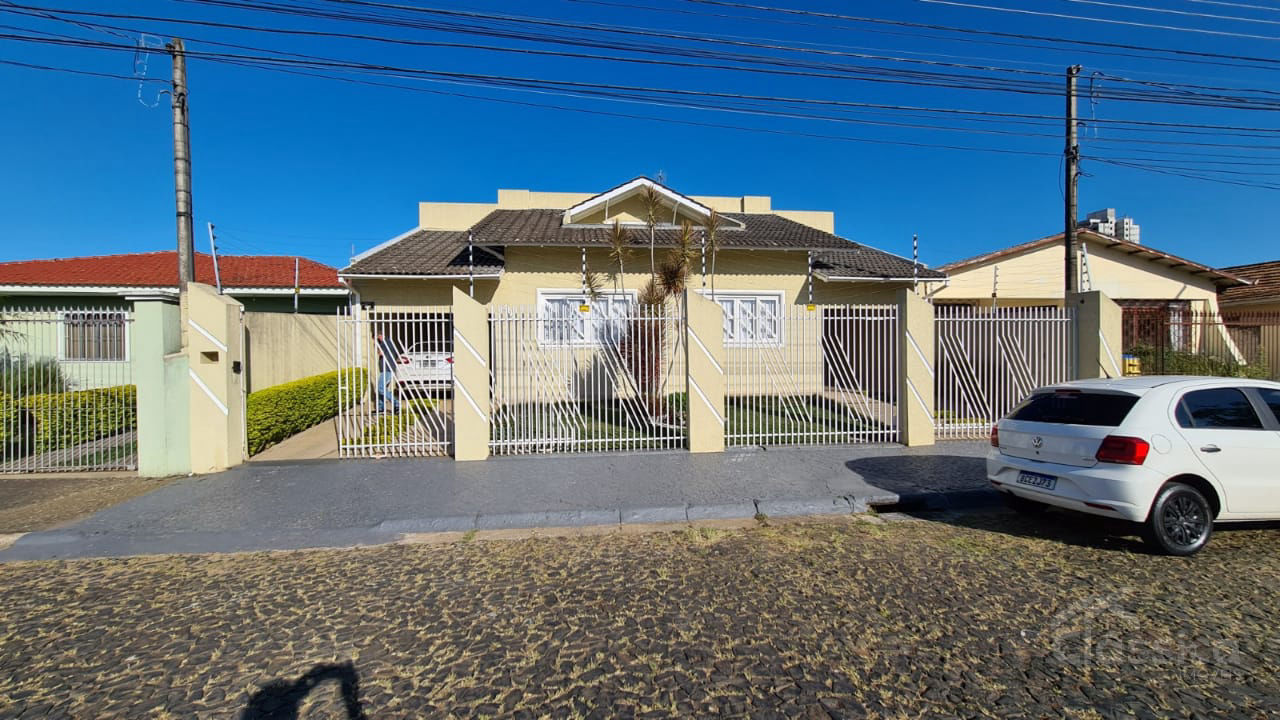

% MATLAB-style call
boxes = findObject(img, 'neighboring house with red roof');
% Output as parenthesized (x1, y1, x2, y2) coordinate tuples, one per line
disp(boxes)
(0, 251, 349, 396)
(1219, 260, 1280, 314)
(0, 251, 348, 312)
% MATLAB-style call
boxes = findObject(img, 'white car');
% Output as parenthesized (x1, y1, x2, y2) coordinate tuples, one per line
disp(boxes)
(393, 342, 453, 388)
(988, 376, 1280, 555)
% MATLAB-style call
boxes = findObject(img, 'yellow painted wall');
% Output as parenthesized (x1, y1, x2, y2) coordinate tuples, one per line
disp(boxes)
(242, 312, 340, 392)
(417, 187, 834, 232)
(934, 238, 1222, 311)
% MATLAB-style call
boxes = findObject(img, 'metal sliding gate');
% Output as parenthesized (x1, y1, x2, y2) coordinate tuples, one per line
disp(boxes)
(488, 304, 687, 455)
(724, 304, 899, 447)
(934, 305, 1075, 439)
(0, 307, 137, 472)
(337, 307, 454, 457)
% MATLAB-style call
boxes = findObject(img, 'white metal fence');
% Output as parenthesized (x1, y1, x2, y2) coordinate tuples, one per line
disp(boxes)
(337, 308, 454, 457)
(0, 307, 137, 472)
(724, 304, 899, 447)
(488, 304, 687, 454)
(934, 305, 1075, 439)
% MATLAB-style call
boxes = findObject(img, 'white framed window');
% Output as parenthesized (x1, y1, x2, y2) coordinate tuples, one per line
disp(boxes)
(701, 291, 784, 346)
(60, 311, 129, 361)
(537, 290, 636, 346)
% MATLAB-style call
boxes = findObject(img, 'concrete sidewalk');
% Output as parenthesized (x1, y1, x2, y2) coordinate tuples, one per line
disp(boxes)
(0, 442, 992, 561)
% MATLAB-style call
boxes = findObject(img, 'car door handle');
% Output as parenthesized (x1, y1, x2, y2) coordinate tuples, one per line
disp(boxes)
(1200, 445, 1221, 453)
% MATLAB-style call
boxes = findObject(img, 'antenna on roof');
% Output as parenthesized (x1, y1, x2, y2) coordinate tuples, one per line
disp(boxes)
(912, 234, 919, 293)
(207, 222, 222, 294)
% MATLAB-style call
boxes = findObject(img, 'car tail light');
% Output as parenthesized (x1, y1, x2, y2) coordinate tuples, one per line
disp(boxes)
(397, 355, 410, 364)
(445, 356, 454, 364)
(1095, 435, 1150, 465)
(989, 425, 999, 448)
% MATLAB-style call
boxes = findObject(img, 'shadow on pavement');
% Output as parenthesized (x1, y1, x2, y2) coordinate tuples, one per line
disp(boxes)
(846, 455, 989, 495)
(910, 501, 1280, 556)
(240, 661, 368, 720)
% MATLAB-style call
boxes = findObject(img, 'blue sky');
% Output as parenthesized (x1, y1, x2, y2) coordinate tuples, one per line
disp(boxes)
(1, 0, 1277, 271)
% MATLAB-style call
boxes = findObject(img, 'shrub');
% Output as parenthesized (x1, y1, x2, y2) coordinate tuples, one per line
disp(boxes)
(1128, 345, 1269, 380)
(17, 385, 137, 452)
(247, 369, 366, 455)
(0, 354, 68, 396)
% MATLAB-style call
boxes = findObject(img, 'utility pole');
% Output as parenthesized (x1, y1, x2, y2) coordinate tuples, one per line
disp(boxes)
(1064, 64, 1082, 298)
(169, 39, 195, 289)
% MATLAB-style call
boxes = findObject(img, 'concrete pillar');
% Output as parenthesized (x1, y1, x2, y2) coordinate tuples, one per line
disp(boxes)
(897, 288, 936, 447)
(451, 286, 491, 461)
(185, 283, 247, 473)
(1070, 290, 1124, 379)
(132, 297, 191, 477)
(685, 291, 726, 453)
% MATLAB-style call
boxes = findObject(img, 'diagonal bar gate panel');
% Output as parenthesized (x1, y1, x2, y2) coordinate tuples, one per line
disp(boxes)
(488, 304, 687, 455)
(724, 304, 899, 447)
(934, 305, 1075, 439)
(337, 307, 454, 457)
(0, 306, 137, 472)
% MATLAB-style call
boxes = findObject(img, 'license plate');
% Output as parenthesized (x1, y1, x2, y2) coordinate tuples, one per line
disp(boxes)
(1016, 471, 1057, 491)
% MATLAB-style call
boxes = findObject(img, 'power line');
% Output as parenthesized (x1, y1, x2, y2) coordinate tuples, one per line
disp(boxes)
(1063, 0, 1280, 26)
(678, 0, 1280, 67)
(916, 0, 1280, 41)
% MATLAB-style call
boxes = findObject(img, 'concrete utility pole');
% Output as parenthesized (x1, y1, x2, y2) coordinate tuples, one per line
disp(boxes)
(169, 39, 195, 288)
(1064, 65, 1082, 297)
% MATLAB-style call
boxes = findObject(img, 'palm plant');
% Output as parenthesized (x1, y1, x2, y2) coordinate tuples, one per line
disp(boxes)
(703, 210, 722, 299)
(640, 183, 663, 281)
(607, 220, 629, 294)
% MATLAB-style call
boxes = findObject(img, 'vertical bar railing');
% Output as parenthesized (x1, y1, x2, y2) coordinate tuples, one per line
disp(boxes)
(0, 306, 136, 472)
(723, 303, 899, 448)
(933, 305, 1074, 440)
(488, 304, 686, 455)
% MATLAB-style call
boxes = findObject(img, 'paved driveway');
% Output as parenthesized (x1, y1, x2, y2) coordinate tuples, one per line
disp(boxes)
(1, 442, 991, 560)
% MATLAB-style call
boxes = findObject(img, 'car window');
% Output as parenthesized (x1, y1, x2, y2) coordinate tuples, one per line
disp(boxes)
(1008, 392, 1139, 426)
(1176, 388, 1264, 430)
(1258, 388, 1280, 425)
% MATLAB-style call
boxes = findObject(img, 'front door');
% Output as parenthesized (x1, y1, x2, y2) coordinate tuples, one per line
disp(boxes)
(1174, 387, 1280, 515)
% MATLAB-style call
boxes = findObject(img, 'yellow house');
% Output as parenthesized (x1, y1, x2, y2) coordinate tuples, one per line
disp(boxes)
(931, 228, 1248, 312)
(340, 176, 943, 311)
(932, 229, 1255, 375)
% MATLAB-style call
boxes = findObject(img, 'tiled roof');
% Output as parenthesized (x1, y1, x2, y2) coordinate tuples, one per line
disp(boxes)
(940, 230, 1251, 290)
(813, 248, 945, 281)
(343, 211, 941, 281)
(342, 230, 505, 276)
(1219, 260, 1280, 305)
(0, 251, 343, 289)
(469, 209, 855, 250)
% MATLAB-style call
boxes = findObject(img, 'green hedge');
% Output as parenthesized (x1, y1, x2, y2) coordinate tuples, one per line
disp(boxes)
(247, 369, 366, 455)
(1128, 346, 1269, 380)
(1, 385, 137, 452)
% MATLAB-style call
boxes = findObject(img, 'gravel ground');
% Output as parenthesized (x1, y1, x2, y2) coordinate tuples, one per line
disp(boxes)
(0, 475, 172, 533)
(1, 511, 1278, 719)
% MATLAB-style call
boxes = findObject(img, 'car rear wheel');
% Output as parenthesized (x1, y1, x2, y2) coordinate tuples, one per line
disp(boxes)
(1144, 482, 1213, 556)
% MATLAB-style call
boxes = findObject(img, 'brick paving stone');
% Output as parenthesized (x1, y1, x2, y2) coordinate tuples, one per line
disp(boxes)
(0, 513, 1278, 719)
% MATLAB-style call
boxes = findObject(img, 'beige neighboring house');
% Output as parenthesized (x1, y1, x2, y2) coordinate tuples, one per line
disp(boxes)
(933, 229, 1260, 376)
(339, 176, 943, 312)
(931, 228, 1250, 314)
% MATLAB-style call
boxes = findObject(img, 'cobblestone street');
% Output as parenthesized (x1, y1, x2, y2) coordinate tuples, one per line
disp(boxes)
(2, 512, 1277, 719)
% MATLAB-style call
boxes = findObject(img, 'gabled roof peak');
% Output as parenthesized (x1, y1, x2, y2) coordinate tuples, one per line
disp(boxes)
(562, 176, 717, 226)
